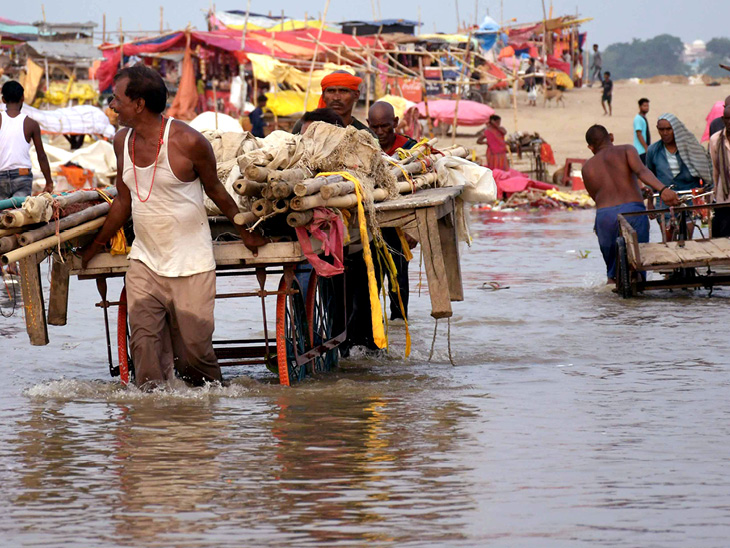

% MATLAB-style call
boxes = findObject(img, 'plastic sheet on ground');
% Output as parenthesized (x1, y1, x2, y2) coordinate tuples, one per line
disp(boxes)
(30, 140, 117, 190)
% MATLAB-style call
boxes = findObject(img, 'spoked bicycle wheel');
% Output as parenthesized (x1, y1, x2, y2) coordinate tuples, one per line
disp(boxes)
(276, 271, 311, 386)
(305, 272, 340, 375)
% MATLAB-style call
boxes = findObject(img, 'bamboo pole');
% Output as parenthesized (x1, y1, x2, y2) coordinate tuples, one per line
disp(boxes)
(2, 217, 106, 265)
(272, 199, 289, 215)
(451, 31, 473, 145)
(0, 235, 18, 254)
(18, 202, 110, 246)
(303, 0, 332, 112)
(243, 164, 271, 182)
(233, 211, 258, 226)
(418, 57, 435, 139)
(286, 210, 313, 228)
(233, 179, 265, 197)
(251, 198, 273, 217)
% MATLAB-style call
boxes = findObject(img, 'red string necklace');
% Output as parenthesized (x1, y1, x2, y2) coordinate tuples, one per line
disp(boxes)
(131, 116, 166, 203)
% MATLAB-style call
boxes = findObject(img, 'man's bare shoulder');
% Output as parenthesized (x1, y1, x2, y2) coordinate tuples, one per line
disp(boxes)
(169, 119, 208, 151)
(112, 128, 130, 153)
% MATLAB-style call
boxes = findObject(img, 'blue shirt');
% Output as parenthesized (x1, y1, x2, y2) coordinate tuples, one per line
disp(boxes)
(633, 114, 649, 154)
(645, 141, 702, 192)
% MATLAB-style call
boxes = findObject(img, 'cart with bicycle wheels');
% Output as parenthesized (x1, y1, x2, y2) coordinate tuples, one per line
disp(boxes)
(616, 199, 730, 298)
(11, 186, 464, 385)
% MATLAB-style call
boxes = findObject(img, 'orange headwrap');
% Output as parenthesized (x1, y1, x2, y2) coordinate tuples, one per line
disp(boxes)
(318, 72, 362, 108)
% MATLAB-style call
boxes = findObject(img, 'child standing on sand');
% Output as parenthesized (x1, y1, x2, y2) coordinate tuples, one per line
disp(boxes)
(601, 71, 613, 117)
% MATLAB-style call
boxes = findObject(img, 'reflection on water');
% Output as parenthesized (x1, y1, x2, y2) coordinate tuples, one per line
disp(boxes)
(1, 210, 730, 546)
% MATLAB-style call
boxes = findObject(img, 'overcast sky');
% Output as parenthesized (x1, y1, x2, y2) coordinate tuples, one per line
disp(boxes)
(13, 0, 723, 47)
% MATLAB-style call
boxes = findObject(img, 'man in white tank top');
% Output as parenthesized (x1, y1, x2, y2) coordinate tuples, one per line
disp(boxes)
(81, 66, 266, 389)
(0, 81, 54, 200)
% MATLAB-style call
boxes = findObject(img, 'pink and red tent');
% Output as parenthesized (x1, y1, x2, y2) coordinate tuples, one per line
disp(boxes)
(416, 99, 494, 126)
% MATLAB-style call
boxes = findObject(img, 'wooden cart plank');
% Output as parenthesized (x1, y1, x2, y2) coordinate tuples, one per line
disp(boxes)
(637, 243, 684, 268)
(18, 252, 48, 346)
(70, 241, 307, 275)
(706, 237, 730, 255)
(47, 255, 71, 326)
(416, 208, 452, 318)
(437, 209, 464, 301)
(374, 186, 464, 212)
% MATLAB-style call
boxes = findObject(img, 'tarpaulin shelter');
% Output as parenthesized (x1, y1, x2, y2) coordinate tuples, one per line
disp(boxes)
(416, 99, 494, 126)
(0, 17, 38, 47)
(339, 19, 421, 36)
(96, 30, 278, 92)
(208, 10, 333, 32)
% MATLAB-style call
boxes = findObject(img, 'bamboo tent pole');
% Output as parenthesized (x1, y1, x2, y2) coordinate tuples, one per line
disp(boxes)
(451, 31, 473, 145)
(302, 0, 332, 112)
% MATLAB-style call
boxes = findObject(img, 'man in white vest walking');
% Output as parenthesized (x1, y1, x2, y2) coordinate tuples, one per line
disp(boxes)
(82, 65, 265, 389)
(0, 81, 54, 200)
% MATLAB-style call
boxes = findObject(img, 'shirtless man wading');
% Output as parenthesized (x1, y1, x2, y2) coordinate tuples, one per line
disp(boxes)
(581, 124, 679, 283)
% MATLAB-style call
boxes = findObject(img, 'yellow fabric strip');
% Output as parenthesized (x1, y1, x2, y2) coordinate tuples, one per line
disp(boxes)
(395, 228, 413, 262)
(96, 188, 131, 256)
(316, 171, 386, 349)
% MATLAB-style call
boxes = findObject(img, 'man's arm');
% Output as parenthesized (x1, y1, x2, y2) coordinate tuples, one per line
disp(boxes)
(635, 129, 648, 151)
(28, 119, 54, 194)
(188, 128, 267, 254)
(81, 130, 132, 268)
(626, 146, 680, 205)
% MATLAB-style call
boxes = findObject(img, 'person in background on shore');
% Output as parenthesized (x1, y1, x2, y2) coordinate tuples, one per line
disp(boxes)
(708, 95, 730, 138)
(601, 72, 613, 117)
(582, 124, 679, 283)
(646, 113, 713, 238)
(0, 81, 53, 199)
(196, 74, 206, 113)
(633, 98, 651, 163)
(249, 94, 267, 138)
(709, 105, 730, 237)
(367, 101, 418, 320)
(589, 44, 602, 86)
(477, 114, 509, 170)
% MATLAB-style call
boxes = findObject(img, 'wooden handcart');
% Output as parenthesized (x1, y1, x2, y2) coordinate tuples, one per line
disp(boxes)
(616, 202, 730, 297)
(13, 186, 465, 385)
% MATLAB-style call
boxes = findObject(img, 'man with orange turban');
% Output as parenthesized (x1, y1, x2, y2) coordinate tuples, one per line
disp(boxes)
(293, 71, 372, 134)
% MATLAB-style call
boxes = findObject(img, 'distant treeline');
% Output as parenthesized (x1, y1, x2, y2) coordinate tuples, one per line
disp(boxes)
(599, 35, 730, 79)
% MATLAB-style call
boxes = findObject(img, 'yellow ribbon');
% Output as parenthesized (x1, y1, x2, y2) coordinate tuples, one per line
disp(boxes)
(96, 188, 131, 256)
(316, 171, 386, 349)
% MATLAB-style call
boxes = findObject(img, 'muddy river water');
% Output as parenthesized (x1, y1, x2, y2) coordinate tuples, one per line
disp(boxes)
(1, 209, 729, 547)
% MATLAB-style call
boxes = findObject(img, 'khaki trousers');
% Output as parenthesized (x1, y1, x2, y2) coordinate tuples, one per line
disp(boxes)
(126, 259, 221, 388)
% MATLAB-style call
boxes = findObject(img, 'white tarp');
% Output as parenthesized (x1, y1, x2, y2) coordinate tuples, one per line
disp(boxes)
(1, 103, 115, 138)
(30, 140, 117, 191)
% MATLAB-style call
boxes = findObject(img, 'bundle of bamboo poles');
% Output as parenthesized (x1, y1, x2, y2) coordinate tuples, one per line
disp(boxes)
(0, 188, 118, 264)
(231, 142, 471, 228)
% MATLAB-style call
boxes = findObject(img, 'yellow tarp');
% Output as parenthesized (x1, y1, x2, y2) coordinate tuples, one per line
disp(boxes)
(40, 81, 99, 106)
(264, 89, 321, 117)
(248, 53, 354, 91)
(267, 20, 332, 32)
(546, 70, 574, 90)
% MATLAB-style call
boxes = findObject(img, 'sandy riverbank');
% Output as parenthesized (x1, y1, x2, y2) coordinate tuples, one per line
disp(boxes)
(409, 82, 730, 180)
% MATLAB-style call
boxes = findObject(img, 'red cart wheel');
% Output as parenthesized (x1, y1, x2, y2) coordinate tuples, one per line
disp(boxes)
(117, 286, 130, 385)
(276, 272, 310, 386)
